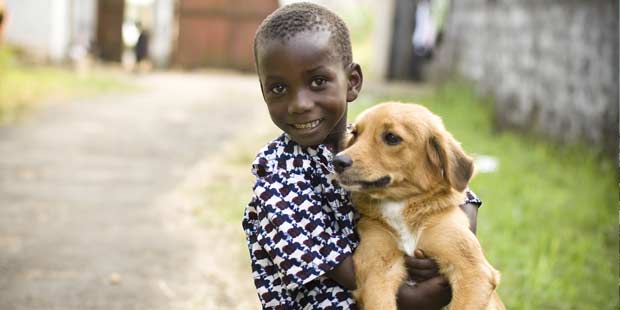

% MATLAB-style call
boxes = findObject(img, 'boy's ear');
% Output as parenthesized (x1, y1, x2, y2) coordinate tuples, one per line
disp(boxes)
(346, 63, 363, 102)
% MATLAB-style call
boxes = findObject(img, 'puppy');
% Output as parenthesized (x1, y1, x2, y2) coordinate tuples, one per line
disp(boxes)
(333, 102, 504, 310)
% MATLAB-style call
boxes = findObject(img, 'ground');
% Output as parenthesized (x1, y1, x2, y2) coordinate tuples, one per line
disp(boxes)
(0, 72, 267, 310)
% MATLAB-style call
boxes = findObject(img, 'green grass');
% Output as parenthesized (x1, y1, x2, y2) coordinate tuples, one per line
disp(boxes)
(350, 82, 618, 310)
(200, 80, 617, 309)
(0, 47, 132, 124)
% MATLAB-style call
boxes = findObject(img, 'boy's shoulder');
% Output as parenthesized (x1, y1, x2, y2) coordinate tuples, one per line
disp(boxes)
(251, 133, 331, 179)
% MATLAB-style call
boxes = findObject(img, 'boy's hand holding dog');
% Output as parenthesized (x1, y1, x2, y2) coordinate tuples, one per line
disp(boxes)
(328, 203, 478, 309)
(397, 203, 478, 309)
(398, 250, 451, 310)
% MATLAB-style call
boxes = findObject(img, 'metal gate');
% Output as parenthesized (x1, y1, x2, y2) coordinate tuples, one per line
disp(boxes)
(174, 0, 278, 70)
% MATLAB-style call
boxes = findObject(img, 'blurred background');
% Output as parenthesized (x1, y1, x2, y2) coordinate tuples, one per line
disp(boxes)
(0, 0, 617, 309)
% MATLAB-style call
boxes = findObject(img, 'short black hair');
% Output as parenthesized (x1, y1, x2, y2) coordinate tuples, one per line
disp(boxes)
(254, 2, 352, 68)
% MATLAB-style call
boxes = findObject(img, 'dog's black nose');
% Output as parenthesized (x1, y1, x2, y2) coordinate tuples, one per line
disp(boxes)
(333, 154, 353, 173)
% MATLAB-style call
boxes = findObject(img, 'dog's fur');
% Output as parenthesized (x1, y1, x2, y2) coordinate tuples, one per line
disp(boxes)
(334, 102, 504, 310)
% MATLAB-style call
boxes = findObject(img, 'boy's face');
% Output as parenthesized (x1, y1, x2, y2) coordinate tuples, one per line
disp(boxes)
(256, 30, 361, 147)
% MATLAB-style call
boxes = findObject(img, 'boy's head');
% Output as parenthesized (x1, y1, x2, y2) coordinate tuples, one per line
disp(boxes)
(253, 2, 363, 148)
(254, 2, 352, 69)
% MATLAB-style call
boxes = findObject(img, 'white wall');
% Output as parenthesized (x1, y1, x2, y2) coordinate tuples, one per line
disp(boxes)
(49, 0, 69, 62)
(69, 0, 98, 53)
(151, 0, 174, 67)
(4, 0, 97, 63)
(4, 0, 54, 60)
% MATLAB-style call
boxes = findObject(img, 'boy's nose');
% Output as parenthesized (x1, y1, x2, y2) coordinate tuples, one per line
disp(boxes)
(332, 154, 353, 173)
(288, 93, 313, 114)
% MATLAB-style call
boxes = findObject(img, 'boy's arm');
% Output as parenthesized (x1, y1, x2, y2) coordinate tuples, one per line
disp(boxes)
(397, 277, 452, 310)
(327, 201, 479, 307)
(326, 256, 452, 309)
(326, 253, 452, 309)
(325, 255, 357, 290)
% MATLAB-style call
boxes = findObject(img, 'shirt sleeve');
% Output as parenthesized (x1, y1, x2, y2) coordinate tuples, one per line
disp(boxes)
(463, 188, 482, 208)
(252, 172, 355, 291)
(245, 221, 294, 309)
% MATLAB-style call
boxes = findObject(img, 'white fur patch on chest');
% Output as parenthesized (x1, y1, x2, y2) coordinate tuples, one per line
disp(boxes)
(380, 201, 420, 256)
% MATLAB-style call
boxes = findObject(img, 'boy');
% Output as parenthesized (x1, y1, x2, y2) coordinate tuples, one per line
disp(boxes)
(242, 3, 480, 309)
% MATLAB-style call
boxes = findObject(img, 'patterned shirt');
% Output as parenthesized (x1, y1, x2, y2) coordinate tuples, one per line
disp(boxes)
(242, 133, 482, 309)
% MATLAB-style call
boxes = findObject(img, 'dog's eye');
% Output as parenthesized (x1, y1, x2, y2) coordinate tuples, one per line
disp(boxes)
(383, 132, 402, 145)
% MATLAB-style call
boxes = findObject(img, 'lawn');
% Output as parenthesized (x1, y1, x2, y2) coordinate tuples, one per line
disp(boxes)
(0, 47, 131, 124)
(200, 82, 618, 309)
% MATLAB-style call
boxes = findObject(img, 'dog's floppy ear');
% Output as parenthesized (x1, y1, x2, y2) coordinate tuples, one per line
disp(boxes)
(426, 132, 474, 191)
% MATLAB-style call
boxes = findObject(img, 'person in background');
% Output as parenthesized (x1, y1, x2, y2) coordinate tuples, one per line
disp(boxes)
(134, 22, 150, 72)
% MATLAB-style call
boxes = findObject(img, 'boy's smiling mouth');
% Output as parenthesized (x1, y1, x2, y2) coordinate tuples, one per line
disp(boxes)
(290, 118, 323, 129)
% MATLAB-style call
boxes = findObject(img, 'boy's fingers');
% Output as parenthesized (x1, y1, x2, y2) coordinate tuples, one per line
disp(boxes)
(404, 255, 439, 270)
(410, 268, 441, 281)
(405, 256, 441, 282)
(412, 276, 452, 307)
(427, 275, 451, 287)
(414, 249, 425, 258)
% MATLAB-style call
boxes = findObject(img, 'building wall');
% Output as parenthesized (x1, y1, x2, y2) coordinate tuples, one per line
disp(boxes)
(151, 0, 175, 67)
(436, 0, 618, 155)
(4, 0, 55, 60)
(68, 0, 98, 54)
(4, 0, 97, 62)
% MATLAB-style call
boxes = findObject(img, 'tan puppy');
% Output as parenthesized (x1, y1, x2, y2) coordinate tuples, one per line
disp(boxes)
(333, 102, 504, 310)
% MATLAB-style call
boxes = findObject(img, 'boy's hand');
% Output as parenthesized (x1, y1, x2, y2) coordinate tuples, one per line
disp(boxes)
(405, 250, 441, 282)
(396, 276, 451, 310)
(398, 250, 451, 309)
(397, 203, 479, 309)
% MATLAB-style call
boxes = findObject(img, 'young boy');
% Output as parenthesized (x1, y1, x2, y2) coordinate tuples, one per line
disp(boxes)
(242, 3, 481, 309)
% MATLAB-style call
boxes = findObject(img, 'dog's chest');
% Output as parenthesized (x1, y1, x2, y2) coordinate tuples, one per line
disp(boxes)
(380, 201, 420, 256)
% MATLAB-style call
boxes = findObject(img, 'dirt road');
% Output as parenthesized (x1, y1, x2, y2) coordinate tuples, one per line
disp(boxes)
(0, 72, 266, 310)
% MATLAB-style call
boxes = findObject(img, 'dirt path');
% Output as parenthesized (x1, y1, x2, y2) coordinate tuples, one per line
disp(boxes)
(0, 71, 266, 310)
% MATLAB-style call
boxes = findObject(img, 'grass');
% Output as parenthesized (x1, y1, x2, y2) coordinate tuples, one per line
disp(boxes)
(200, 81, 617, 309)
(0, 47, 132, 124)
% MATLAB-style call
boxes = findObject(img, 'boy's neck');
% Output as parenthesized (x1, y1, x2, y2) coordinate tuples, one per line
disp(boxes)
(323, 113, 348, 153)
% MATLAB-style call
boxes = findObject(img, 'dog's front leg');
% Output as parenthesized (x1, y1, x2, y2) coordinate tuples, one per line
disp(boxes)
(353, 217, 406, 310)
(419, 215, 502, 310)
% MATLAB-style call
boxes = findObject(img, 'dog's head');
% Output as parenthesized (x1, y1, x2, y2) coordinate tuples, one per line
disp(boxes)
(333, 102, 473, 200)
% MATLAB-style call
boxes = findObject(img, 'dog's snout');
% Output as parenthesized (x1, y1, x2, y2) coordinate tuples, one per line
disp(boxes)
(333, 154, 353, 173)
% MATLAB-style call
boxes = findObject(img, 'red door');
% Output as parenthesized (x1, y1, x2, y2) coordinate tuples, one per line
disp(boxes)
(175, 0, 278, 70)
(96, 0, 125, 62)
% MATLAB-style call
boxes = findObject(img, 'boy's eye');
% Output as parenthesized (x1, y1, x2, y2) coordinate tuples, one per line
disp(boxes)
(310, 77, 327, 88)
(270, 84, 287, 95)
